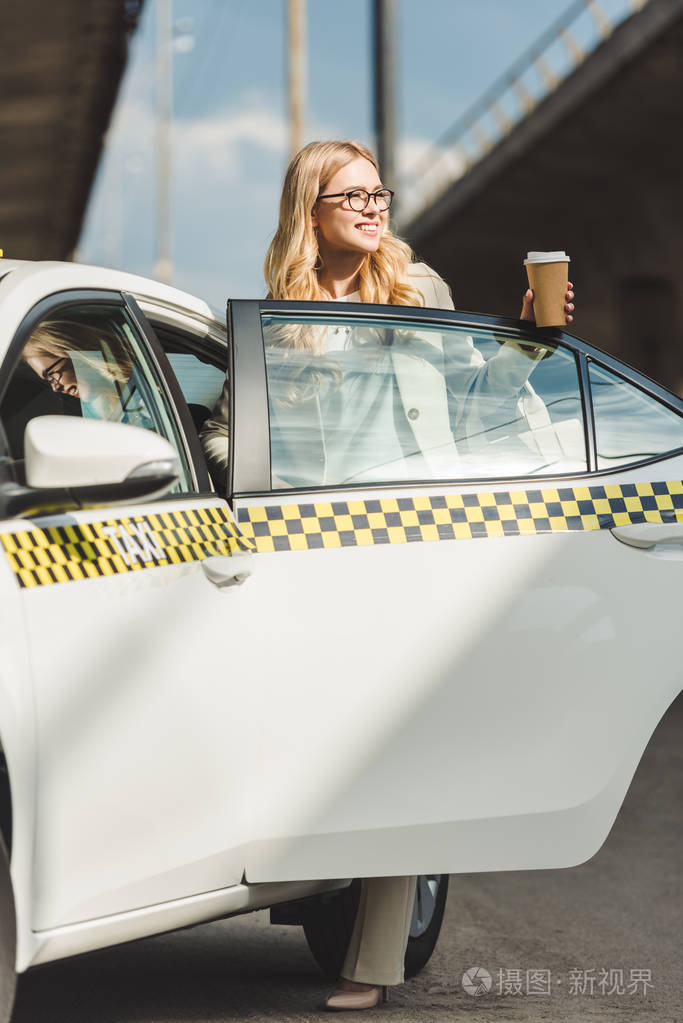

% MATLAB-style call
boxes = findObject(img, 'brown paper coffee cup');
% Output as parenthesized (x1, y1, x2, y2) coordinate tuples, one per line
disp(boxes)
(524, 251, 570, 327)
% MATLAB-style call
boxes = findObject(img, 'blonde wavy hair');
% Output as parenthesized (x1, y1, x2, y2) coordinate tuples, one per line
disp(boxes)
(264, 140, 425, 310)
(24, 321, 132, 384)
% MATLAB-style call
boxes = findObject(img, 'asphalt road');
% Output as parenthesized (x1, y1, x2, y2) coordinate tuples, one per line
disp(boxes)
(13, 693, 682, 1023)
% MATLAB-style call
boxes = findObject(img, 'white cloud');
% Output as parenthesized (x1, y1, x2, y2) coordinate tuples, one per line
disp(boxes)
(174, 103, 288, 178)
(103, 90, 289, 178)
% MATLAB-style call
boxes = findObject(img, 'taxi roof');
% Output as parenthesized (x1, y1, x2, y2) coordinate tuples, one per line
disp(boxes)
(0, 258, 224, 326)
(0, 259, 229, 363)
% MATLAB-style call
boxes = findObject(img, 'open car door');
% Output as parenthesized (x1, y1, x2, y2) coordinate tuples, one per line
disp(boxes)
(224, 300, 683, 882)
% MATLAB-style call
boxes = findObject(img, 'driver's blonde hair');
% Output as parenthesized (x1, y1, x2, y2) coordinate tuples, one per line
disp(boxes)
(24, 321, 131, 384)
(264, 140, 425, 307)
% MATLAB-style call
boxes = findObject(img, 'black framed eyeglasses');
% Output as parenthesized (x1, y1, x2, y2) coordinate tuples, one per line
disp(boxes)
(317, 188, 394, 212)
(41, 356, 70, 389)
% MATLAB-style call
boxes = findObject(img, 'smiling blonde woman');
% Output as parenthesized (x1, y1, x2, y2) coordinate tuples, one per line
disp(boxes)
(262, 141, 575, 1013)
(265, 140, 431, 307)
(201, 152, 575, 1010)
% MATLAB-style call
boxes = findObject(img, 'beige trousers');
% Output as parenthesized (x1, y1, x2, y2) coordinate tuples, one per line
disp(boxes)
(341, 875, 417, 986)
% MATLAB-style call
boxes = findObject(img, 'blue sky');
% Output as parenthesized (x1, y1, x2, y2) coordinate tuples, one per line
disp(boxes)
(77, 0, 632, 309)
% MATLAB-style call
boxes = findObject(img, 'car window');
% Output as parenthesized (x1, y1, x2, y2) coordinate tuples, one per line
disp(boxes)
(589, 361, 683, 469)
(146, 322, 226, 436)
(262, 314, 587, 489)
(165, 353, 225, 411)
(0, 303, 194, 490)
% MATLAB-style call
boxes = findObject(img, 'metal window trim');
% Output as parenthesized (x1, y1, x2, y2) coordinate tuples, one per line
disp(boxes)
(124, 293, 211, 493)
(226, 445, 683, 501)
(578, 351, 597, 472)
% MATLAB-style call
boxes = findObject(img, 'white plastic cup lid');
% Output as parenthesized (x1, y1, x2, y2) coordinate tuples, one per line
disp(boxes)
(524, 250, 570, 265)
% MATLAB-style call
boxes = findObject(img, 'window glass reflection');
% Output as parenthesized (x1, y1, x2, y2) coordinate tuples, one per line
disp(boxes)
(589, 362, 683, 469)
(263, 315, 587, 489)
(1, 305, 193, 490)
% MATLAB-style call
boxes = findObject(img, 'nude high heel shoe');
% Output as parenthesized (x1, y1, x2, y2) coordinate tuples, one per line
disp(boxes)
(324, 983, 389, 1010)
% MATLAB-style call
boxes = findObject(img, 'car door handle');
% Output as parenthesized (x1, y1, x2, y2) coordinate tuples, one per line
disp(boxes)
(611, 522, 683, 550)
(201, 553, 254, 587)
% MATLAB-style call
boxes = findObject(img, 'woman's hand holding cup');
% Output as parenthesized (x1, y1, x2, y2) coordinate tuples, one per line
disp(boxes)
(520, 251, 574, 325)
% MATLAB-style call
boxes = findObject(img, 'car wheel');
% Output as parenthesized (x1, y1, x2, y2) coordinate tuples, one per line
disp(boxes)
(302, 874, 448, 981)
(404, 873, 449, 978)
(302, 879, 362, 980)
(0, 835, 16, 1023)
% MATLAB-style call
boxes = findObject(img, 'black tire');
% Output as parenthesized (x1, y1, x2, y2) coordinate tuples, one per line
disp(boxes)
(302, 874, 448, 981)
(0, 834, 16, 1023)
(404, 874, 449, 978)
(302, 879, 362, 980)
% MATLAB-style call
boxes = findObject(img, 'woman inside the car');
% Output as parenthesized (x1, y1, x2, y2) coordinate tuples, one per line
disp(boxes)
(23, 321, 154, 431)
(202, 140, 574, 1011)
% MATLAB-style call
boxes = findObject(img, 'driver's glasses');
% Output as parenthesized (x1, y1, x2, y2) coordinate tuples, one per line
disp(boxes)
(317, 188, 394, 213)
(41, 356, 70, 390)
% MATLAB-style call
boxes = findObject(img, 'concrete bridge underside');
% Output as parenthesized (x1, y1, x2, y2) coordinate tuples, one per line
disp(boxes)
(0, 1, 142, 262)
(403, 0, 683, 392)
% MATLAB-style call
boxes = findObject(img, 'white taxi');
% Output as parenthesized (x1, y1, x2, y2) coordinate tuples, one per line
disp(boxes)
(0, 258, 681, 1020)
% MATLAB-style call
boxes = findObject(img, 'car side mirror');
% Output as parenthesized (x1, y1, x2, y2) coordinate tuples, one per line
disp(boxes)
(0, 416, 180, 518)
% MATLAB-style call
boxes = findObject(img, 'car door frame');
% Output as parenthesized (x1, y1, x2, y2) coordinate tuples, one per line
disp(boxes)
(123, 292, 215, 492)
(0, 288, 214, 496)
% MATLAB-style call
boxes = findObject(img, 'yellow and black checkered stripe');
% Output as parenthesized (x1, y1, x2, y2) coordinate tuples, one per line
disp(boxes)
(3, 481, 682, 587)
(237, 480, 683, 553)
(1, 505, 251, 589)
